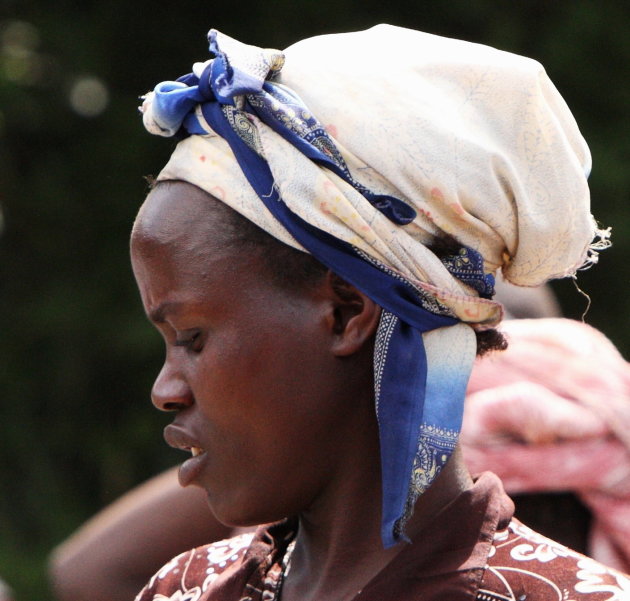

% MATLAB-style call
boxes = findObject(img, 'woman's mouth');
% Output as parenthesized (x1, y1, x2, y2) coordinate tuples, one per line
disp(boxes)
(164, 425, 208, 486)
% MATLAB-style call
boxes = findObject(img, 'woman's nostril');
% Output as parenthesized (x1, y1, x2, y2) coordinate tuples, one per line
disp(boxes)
(163, 400, 190, 412)
(151, 362, 193, 411)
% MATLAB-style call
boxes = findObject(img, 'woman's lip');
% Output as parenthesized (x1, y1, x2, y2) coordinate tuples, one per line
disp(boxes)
(178, 450, 208, 487)
(163, 424, 201, 452)
(163, 424, 208, 487)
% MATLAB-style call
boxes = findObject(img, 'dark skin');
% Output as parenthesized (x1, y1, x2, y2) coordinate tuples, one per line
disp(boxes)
(131, 181, 474, 601)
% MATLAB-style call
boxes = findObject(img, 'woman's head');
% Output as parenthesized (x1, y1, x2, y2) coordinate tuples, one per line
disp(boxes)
(136, 26, 607, 545)
(131, 181, 383, 526)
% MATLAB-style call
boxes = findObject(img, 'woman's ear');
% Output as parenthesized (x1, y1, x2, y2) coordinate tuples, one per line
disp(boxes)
(326, 272, 381, 357)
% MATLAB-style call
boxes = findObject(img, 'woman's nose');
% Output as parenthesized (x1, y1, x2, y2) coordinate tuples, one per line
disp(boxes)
(151, 361, 193, 412)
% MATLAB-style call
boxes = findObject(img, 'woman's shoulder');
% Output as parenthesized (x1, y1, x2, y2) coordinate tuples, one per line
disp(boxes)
(479, 518, 630, 600)
(134, 531, 255, 601)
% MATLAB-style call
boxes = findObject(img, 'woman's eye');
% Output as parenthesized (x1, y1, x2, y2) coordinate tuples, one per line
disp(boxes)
(174, 332, 202, 352)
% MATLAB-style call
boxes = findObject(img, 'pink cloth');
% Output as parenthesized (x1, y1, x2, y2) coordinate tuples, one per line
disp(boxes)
(462, 318, 630, 573)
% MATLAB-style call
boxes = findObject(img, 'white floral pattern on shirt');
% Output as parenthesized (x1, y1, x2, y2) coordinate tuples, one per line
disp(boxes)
(478, 519, 630, 601)
(135, 532, 254, 601)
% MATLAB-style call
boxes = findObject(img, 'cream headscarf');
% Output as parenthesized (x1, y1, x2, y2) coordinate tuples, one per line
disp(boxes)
(144, 25, 607, 324)
(140, 25, 608, 546)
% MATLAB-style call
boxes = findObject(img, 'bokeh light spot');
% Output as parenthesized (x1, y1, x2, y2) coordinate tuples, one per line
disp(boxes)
(1, 20, 40, 53)
(69, 76, 109, 118)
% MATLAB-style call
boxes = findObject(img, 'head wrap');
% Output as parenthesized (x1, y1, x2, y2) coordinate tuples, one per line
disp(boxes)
(140, 25, 607, 547)
(463, 318, 630, 573)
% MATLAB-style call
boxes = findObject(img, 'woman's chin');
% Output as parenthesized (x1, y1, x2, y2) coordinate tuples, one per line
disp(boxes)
(206, 493, 289, 529)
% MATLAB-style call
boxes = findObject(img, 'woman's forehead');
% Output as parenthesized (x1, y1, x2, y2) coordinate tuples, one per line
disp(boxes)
(133, 181, 234, 250)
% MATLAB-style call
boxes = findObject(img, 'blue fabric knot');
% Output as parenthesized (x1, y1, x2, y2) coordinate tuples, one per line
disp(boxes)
(147, 29, 417, 226)
(147, 81, 204, 136)
(207, 30, 274, 101)
(196, 63, 218, 103)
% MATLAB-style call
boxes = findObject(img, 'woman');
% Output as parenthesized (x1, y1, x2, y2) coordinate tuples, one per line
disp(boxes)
(132, 25, 622, 600)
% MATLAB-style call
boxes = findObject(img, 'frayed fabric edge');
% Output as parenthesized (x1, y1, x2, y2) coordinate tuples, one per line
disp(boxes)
(579, 224, 612, 271)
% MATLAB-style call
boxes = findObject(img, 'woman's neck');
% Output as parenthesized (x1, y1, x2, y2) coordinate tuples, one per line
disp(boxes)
(280, 433, 473, 601)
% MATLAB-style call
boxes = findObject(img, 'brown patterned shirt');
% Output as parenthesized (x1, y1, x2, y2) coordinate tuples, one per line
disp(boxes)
(135, 473, 629, 600)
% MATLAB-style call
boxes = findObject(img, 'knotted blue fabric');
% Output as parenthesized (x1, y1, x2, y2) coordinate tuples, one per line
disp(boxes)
(142, 29, 494, 547)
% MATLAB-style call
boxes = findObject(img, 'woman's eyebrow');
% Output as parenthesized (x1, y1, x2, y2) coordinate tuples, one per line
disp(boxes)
(149, 302, 180, 324)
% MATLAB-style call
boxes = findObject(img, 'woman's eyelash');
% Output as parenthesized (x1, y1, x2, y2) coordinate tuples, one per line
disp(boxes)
(174, 332, 201, 349)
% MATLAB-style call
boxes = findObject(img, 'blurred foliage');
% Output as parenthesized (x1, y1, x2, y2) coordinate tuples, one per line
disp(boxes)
(0, 1, 628, 599)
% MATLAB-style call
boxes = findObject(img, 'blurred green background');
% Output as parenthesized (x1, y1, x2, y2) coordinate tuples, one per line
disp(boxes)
(0, 1, 628, 599)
